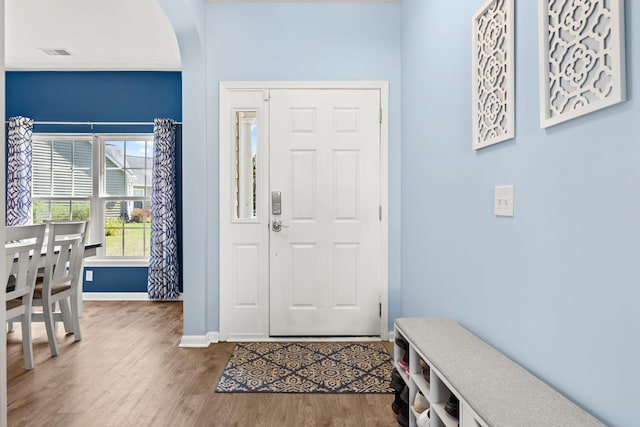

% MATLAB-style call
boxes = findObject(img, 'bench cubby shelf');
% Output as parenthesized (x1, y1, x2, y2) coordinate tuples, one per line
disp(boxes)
(394, 318, 605, 427)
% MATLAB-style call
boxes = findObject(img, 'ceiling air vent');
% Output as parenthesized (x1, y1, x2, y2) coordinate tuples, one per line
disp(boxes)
(39, 48, 73, 56)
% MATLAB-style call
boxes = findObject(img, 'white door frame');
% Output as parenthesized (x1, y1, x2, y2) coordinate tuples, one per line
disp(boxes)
(219, 81, 389, 341)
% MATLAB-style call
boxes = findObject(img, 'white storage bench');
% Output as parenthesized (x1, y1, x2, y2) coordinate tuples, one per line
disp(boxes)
(394, 318, 605, 427)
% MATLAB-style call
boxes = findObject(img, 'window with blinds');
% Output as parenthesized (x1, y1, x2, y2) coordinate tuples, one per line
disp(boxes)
(32, 137, 93, 224)
(31, 134, 154, 260)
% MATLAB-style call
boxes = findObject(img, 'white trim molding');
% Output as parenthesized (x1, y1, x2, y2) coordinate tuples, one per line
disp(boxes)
(538, 0, 626, 128)
(84, 259, 150, 268)
(179, 332, 220, 348)
(471, 0, 515, 150)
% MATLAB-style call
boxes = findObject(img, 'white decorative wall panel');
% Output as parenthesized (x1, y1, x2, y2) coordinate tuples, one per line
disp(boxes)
(472, 0, 515, 150)
(539, 0, 626, 128)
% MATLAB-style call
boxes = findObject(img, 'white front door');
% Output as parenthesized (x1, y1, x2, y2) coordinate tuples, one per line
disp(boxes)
(269, 89, 382, 336)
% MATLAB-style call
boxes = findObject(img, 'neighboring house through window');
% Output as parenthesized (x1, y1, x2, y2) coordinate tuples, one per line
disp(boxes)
(32, 134, 153, 261)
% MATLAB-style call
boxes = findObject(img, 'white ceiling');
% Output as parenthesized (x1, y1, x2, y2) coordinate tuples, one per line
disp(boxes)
(5, 0, 181, 71)
(5, 0, 399, 71)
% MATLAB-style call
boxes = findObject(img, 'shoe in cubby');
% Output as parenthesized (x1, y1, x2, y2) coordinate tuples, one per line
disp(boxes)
(413, 392, 429, 414)
(395, 337, 409, 366)
(417, 408, 431, 427)
(396, 385, 410, 426)
(419, 359, 430, 383)
(444, 393, 459, 419)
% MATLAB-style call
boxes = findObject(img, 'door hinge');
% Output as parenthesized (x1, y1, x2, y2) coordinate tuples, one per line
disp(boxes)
(379, 302, 382, 317)
(379, 108, 383, 124)
(379, 205, 382, 221)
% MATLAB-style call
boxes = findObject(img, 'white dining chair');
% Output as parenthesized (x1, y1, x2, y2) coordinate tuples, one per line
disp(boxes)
(31, 221, 87, 356)
(4, 224, 47, 370)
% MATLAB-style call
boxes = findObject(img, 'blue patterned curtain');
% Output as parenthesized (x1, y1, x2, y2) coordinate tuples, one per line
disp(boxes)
(6, 116, 34, 226)
(148, 118, 180, 299)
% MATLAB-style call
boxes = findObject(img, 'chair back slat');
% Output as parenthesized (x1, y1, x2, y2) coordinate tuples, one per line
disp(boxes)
(43, 221, 87, 290)
(5, 224, 47, 302)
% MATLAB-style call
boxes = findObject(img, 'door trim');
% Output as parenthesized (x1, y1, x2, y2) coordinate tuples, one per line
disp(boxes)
(219, 81, 389, 341)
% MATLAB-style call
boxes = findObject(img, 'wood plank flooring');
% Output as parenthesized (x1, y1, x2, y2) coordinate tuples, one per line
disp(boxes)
(6, 301, 397, 427)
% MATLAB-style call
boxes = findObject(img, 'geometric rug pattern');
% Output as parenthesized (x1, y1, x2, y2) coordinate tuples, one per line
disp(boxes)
(215, 342, 394, 394)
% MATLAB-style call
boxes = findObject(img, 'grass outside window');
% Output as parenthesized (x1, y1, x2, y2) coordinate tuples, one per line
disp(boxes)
(104, 227, 151, 257)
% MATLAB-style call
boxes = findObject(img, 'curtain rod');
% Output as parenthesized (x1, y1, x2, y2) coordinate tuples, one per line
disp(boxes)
(6, 120, 182, 126)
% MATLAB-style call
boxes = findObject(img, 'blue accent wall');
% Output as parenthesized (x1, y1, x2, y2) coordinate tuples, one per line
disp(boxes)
(6, 71, 181, 133)
(82, 267, 149, 292)
(401, 1, 638, 426)
(5, 71, 183, 293)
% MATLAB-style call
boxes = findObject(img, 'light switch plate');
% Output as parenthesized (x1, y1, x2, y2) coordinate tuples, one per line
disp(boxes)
(495, 185, 514, 217)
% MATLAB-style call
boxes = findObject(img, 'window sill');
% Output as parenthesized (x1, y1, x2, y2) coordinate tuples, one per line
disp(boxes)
(84, 258, 149, 268)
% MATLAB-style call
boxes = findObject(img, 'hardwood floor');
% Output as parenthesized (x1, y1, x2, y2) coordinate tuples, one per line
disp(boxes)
(6, 301, 397, 427)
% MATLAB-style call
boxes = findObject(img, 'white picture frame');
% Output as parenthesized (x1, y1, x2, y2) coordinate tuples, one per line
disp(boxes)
(471, 0, 515, 150)
(538, 0, 626, 128)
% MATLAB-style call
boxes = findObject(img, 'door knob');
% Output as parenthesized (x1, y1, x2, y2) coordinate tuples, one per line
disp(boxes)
(272, 218, 289, 232)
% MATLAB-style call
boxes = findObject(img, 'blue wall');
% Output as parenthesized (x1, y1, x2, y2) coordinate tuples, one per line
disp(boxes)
(5, 71, 183, 293)
(401, 1, 638, 426)
(203, 1, 403, 334)
(7, 71, 181, 133)
(157, 0, 207, 335)
(83, 267, 148, 292)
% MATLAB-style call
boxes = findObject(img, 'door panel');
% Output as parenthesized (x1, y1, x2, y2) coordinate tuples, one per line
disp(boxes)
(333, 243, 360, 306)
(290, 151, 316, 220)
(269, 89, 381, 336)
(290, 243, 317, 307)
(333, 150, 360, 220)
(232, 244, 260, 307)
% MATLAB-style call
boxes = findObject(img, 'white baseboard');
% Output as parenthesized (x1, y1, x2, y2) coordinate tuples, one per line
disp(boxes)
(82, 292, 183, 301)
(208, 331, 220, 344)
(185, 333, 389, 346)
(179, 335, 208, 347)
(179, 331, 220, 348)
(223, 336, 385, 343)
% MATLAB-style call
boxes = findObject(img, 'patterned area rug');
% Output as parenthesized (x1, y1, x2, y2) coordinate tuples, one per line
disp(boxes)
(215, 342, 394, 393)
